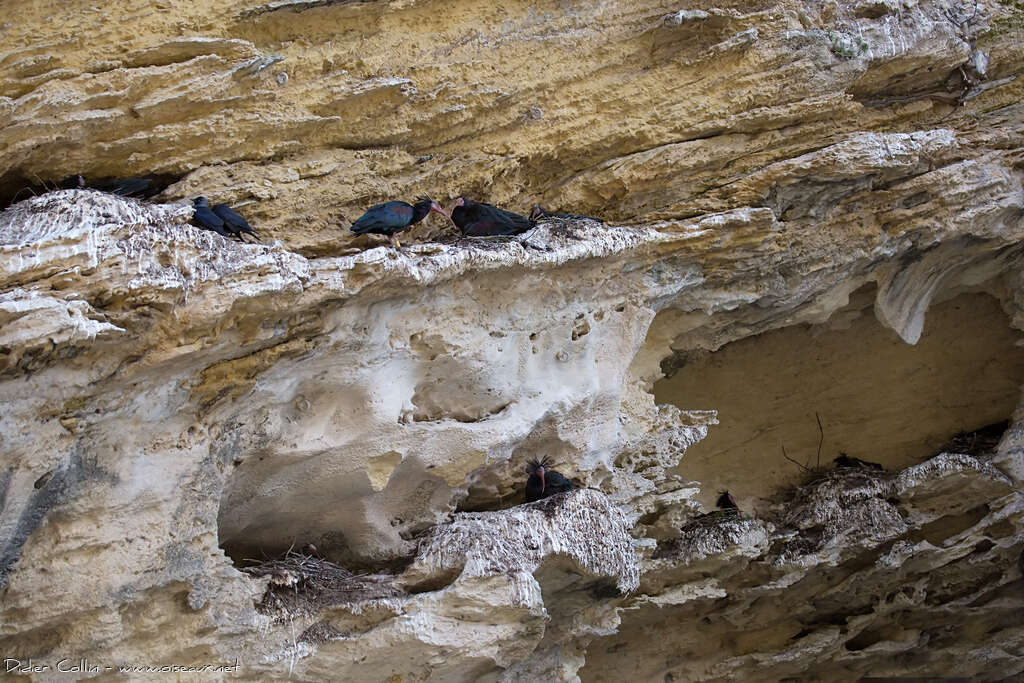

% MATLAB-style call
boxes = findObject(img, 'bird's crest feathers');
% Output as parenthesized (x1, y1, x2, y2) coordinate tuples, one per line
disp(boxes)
(526, 456, 553, 474)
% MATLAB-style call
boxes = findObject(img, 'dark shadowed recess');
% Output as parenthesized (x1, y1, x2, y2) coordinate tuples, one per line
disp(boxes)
(652, 287, 1023, 511)
(0, 172, 184, 210)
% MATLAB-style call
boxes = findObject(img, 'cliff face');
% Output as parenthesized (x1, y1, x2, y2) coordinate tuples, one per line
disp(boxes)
(1, 0, 1023, 681)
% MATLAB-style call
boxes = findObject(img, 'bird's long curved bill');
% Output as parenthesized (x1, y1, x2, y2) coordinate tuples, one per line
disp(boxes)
(431, 204, 457, 229)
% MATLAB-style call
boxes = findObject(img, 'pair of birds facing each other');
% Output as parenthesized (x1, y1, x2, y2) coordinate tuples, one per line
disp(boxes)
(192, 197, 259, 242)
(350, 196, 534, 246)
(350, 197, 604, 247)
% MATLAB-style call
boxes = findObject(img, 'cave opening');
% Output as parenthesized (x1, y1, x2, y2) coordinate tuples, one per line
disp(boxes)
(216, 440, 452, 577)
(651, 287, 1024, 512)
(0, 171, 186, 210)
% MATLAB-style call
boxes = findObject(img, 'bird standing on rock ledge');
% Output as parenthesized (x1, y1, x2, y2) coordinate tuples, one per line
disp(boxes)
(212, 202, 260, 242)
(350, 197, 451, 248)
(716, 490, 738, 510)
(525, 457, 575, 502)
(192, 197, 231, 237)
(448, 197, 534, 237)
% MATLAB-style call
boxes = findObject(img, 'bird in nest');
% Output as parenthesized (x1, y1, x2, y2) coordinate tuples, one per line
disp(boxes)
(525, 456, 575, 502)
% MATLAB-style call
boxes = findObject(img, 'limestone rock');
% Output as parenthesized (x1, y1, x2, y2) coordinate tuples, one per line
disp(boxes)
(2, 0, 1024, 679)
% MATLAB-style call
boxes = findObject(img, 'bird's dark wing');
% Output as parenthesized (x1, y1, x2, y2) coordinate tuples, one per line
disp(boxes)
(193, 206, 229, 236)
(95, 178, 153, 197)
(477, 204, 533, 235)
(213, 204, 259, 238)
(461, 220, 504, 237)
(545, 471, 575, 494)
(454, 203, 533, 236)
(351, 201, 414, 235)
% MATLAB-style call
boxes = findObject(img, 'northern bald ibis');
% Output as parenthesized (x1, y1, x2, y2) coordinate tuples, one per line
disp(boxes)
(351, 197, 449, 248)
(448, 197, 533, 237)
(525, 457, 575, 503)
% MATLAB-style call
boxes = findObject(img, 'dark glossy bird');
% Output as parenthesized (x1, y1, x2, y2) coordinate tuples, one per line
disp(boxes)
(529, 205, 604, 223)
(96, 177, 153, 197)
(716, 490, 738, 510)
(350, 197, 449, 248)
(448, 197, 534, 237)
(834, 454, 884, 471)
(61, 175, 86, 190)
(192, 197, 231, 237)
(212, 203, 260, 242)
(525, 457, 575, 503)
(61, 175, 154, 197)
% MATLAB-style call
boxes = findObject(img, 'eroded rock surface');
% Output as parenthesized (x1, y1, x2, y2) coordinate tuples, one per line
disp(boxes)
(1, 0, 1024, 680)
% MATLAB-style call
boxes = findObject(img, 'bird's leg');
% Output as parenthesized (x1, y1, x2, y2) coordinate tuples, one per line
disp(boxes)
(389, 235, 410, 254)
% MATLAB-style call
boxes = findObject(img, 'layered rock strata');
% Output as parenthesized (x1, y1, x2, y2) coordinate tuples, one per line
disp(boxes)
(1, 0, 1024, 679)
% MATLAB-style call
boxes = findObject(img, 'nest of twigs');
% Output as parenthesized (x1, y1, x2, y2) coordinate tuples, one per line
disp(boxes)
(541, 218, 590, 240)
(432, 232, 520, 249)
(241, 551, 405, 619)
(938, 420, 1007, 457)
(652, 508, 746, 559)
(680, 507, 742, 531)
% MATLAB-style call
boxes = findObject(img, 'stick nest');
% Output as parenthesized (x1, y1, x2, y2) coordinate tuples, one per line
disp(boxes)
(242, 551, 404, 619)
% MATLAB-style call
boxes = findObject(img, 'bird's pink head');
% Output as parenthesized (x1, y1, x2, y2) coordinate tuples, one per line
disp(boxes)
(527, 457, 550, 491)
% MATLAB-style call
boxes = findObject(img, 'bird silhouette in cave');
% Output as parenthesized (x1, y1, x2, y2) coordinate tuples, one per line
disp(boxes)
(716, 490, 738, 510)
(525, 457, 576, 502)
(61, 174, 156, 198)
(833, 454, 884, 471)
(350, 196, 451, 248)
(448, 197, 534, 237)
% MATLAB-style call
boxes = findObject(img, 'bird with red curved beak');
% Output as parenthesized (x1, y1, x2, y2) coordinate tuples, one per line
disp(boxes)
(350, 196, 451, 248)
(525, 457, 575, 502)
(429, 199, 456, 229)
(445, 197, 465, 229)
(447, 196, 534, 236)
